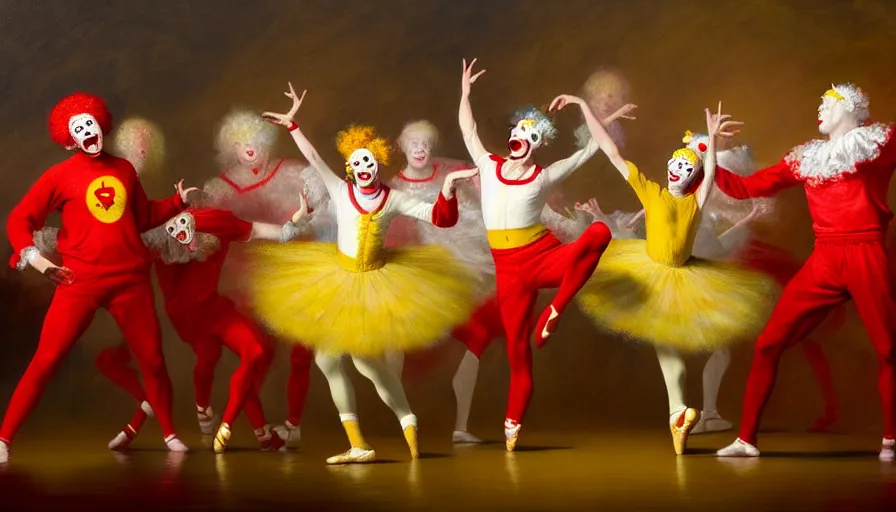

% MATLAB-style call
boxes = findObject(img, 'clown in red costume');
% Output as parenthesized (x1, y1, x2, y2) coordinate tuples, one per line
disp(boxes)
(199, 109, 330, 448)
(0, 93, 196, 464)
(457, 59, 613, 451)
(714, 83, 896, 462)
(102, 206, 304, 453)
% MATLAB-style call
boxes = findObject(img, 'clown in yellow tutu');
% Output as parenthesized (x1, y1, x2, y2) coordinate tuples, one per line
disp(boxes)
(256, 83, 478, 464)
(554, 95, 778, 455)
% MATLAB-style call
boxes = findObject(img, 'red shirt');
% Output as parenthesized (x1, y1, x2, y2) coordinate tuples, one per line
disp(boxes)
(153, 209, 252, 337)
(715, 126, 896, 241)
(6, 151, 185, 281)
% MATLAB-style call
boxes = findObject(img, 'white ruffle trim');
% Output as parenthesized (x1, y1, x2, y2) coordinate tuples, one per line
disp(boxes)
(17, 246, 39, 271)
(785, 123, 892, 187)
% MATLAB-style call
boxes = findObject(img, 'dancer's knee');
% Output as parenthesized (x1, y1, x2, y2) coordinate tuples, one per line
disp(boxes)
(583, 222, 612, 251)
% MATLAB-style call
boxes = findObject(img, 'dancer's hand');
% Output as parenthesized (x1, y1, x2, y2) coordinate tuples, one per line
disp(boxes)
(175, 180, 200, 203)
(548, 94, 584, 112)
(746, 200, 771, 222)
(461, 59, 486, 97)
(706, 101, 743, 140)
(29, 253, 74, 285)
(574, 198, 602, 218)
(262, 82, 306, 127)
(442, 167, 480, 199)
(291, 189, 313, 223)
(611, 103, 638, 121)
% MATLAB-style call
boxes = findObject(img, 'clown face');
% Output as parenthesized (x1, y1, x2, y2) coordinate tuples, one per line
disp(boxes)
(69, 113, 104, 156)
(508, 120, 544, 160)
(817, 94, 848, 135)
(166, 212, 195, 245)
(667, 152, 701, 196)
(404, 135, 433, 170)
(235, 140, 270, 169)
(349, 148, 379, 188)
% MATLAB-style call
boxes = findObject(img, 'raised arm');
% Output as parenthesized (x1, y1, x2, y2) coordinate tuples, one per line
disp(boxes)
(550, 94, 633, 181)
(262, 84, 344, 196)
(696, 102, 744, 209)
(458, 59, 489, 163)
(132, 176, 192, 232)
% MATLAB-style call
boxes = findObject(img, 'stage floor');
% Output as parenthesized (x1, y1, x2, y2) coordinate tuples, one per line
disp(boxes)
(2, 428, 895, 511)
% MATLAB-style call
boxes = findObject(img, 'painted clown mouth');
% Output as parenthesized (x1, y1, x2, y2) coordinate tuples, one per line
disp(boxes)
(175, 231, 188, 242)
(818, 119, 823, 125)
(669, 174, 681, 182)
(412, 155, 426, 163)
(84, 134, 100, 153)
(357, 171, 372, 181)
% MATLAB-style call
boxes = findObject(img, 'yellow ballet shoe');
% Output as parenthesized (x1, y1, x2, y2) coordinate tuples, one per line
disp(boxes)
(214, 423, 232, 454)
(404, 425, 419, 459)
(670, 408, 700, 455)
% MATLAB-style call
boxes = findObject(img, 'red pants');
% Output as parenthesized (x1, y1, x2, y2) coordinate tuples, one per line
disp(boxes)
(491, 224, 611, 425)
(285, 344, 313, 426)
(738, 239, 896, 445)
(96, 298, 274, 431)
(0, 278, 177, 442)
(451, 294, 505, 358)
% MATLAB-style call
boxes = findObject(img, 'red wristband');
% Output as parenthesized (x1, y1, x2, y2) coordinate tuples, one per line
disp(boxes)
(288, 122, 299, 132)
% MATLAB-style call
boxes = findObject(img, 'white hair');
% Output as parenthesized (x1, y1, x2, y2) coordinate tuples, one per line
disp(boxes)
(215, 109, 278, 166)
(398, 120, 439, 151)
(831, 83, 870, 123)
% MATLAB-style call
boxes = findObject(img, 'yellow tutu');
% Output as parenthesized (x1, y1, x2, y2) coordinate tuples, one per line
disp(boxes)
(244, 241, 477, 358)
(577, 239, 779, 351)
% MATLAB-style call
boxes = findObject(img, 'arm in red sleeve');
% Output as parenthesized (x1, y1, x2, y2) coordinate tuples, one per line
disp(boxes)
(132, 179, 186, 232)
(714, 160, 800, 199)
(189, 208, 253, 243)
(7, 167, 64, 268)
(430, 192, 459, 228)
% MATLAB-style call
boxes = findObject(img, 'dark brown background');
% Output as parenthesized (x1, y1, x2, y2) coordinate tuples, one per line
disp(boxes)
(1, 0, 895, 443)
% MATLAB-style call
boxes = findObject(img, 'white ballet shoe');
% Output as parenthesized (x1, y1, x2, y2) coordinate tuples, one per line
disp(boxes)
(164, 434, 189, 453)
(108, 428, 136, 451)
(0, 441, 8, 464)
(326, 446, 376, 465)
(452, 430, 483, 444)
(880, 438, 895, 462)
(716, 438, 760, 457)
(504, 420, 521, 452)
(197, 406, 218, 435)
(272, 421, 301, 449)
(691, 411, 733, 434)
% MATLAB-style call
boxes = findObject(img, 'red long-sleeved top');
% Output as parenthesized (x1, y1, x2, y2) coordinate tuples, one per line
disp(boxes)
(714, 126, 896, 241)
(153, 209, 252, 339)
(7, 152, 185, 280)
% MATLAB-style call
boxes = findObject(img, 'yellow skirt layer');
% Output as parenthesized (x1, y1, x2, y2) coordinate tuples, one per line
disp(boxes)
(244, 241, 477, 358)
(577, 239, 779, 352)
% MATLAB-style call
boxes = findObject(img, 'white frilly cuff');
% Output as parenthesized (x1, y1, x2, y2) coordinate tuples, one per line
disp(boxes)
(17, 246, 39, 271)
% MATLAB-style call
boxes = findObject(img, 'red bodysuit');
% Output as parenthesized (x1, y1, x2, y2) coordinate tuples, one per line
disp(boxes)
(96, 208, 279, 443)
(714, 123, 896, 446)
(2, 151, 184, 443)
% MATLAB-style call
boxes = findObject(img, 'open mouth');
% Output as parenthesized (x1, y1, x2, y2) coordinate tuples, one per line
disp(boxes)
(175, 231, 188, 242)
(412, 155, 426, 163)
(669, 174, 680, 182)
(246, 149, 255, 157)
(357, 171, 372, 181)
(84, 134, 100, 153)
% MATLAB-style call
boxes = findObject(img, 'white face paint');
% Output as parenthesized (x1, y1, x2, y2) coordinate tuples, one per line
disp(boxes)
(348, 148, 379, 188)
(666, 155, 701, 196)
(166, 212, 196, 245)
(68, 113, 103, 156)
(817, 95, 848, 135)
(507, 120, 544, 160)
(404, 136, 433, 170)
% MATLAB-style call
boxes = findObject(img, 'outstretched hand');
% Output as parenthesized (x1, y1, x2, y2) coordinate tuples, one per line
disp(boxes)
(291, 189, 313, 223)
(549, 94, 584, 112)
(262, 82, 307, 127)
(461, 59, 486, 97)
(175, 180, 200, 203)
(706, 101, 743, 140)
(613, 103, 638, 121)
(574, 198, 602, 218)
(442, 167, 480, 199)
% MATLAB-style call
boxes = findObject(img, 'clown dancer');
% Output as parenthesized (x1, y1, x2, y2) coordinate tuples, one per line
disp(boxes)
(713, 84, 896, 461)
(384, 105, 635, 443)
(253, 83, 477, 464)
(570, 97, 778, 455)
(1, 93, 196, 464)
(458, 59, 614, 451)
(200, 109, 330, 447)
(102, 206, 306, 453)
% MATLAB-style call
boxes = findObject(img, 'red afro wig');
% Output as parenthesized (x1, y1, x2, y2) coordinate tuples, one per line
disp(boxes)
(48, 93, 113, 147)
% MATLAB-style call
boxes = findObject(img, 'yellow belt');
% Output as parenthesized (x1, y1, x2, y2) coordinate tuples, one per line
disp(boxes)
(486, 224, 548, 250)
(337, 251, 385, 273)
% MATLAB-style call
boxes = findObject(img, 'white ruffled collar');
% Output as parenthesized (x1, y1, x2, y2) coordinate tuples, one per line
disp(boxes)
(785, 123, 892, 186)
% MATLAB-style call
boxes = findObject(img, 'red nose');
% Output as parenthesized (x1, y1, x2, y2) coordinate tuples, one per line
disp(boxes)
(247, 150, 255, 157)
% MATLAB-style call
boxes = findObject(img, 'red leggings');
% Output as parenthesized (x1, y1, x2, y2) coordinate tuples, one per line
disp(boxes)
(491, 224, 612, 425)
(96, 300, 274, 431)
(451, 294, 505, 358)
(285, 344, 313, 426)
(0, 279, 176, 443)
(738, 239, 896, 445)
